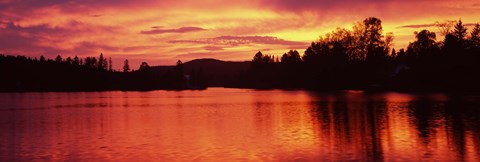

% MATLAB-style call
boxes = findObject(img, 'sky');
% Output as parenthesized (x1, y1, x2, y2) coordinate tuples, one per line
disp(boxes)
(1, 0, 480, 69)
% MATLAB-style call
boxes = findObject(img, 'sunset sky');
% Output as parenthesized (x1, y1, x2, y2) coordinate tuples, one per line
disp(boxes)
(1, 0, 480, 69)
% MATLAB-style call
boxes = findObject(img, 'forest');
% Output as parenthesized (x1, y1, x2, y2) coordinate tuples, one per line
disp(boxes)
(236, 17, 480, 92)
(1, 17, 479, 92)
(0, 53, 207, 91)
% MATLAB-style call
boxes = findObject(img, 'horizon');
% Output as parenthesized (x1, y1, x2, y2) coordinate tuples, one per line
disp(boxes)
(1, 0, 480, 69)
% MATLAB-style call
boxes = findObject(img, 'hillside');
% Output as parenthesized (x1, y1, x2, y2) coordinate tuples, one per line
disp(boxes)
(151, 59, 251, 87)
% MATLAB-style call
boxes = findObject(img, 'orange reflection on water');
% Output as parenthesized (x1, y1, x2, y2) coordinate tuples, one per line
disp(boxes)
(380, 92, 480, 161)
(1, 88, 480, 161)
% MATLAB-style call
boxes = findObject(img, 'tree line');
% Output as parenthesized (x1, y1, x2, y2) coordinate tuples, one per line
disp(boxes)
(0, 53, 207, 91)
(2, 17, 479, 92)
(236, 17, 480, 92)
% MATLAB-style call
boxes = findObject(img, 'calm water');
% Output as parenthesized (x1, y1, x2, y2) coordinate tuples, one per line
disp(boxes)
(1, 88, 480, 161)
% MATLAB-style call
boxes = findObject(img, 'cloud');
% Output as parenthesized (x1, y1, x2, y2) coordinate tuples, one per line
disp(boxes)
(175, 52, 225, 59)
(174, 51, 250, 61)
(260, 0, 449, 11)
(72, 42, 121, 54)
(0, 20, 123, 57)
(122, 45, 166, 52)
(399, 22, 479, 29)
(204, 46, 224, 51)
(90, 14, 103, 17)
(399, 24, 437, 29)
(169, 35, 307, 46)
(0, 0, 151, 13)
(0, 21, 69, 56)
(1, 21, 69, 36)
(261, 48, 273, 51)
(140, 26, 206, 35)
(0, 32, 66, 58)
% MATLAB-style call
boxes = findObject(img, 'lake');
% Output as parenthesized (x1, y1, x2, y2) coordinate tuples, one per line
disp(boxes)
(1, 88, 480, 161)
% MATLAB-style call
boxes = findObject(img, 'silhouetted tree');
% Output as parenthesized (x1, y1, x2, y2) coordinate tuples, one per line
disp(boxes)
(252, 51, 274, 65)
(263, 54, 274, 63)
(175, 60, 184, 74)
(452, 19, 468, 45)
(85, 57, 92, 68)
(98, 53, 104, 68)
(435, 20, 456, 36)
(364, 17, 383, 46)
(281, 50, 301, 64)
(139, 62, 150, 71)
(352, 22, 368, 60)
(123, 59, 130, 72)
(108, 57, 113, 72)
(391, 48, 397, 58)
(407, 30, 439, 62)
(55, 55, 63, 62)
(66, 57, 72, 64)
(396, 48, 407, 63)
(105, 58, 109, 71)
(363, 17, 388, 62)
(92, 57, 97, 68)
(72, 56, 79, 65)
(40, 56, 46, 62)
(443, 33, 460, 54)
(302, 44, 317, 64)
(469, 23, 480, 48)
(176, 60, 182, 66)
(416, 30, 437, 48)
(98, 53, 107, 70)
(252, 51, 264, 64)
(385, 32, 394, 54)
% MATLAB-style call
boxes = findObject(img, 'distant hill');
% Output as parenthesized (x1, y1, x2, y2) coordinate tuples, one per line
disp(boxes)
(151, 58, 251, 87)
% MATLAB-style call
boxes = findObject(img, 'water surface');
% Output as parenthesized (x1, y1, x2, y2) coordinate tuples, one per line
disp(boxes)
(1, 88, 480, 161)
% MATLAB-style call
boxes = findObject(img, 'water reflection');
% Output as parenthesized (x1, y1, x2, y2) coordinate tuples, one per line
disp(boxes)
(307, 92, 480, 161)
(0, 88, 479, 161)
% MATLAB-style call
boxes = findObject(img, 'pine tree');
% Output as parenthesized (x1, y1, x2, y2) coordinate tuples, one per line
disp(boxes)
(391, 48, 396, 58)
(98, 53, 107, 70)
(453, 19, 468, 43)
(109, 57, 113, 72)
(55, 55, 63, 62)
(252, 51, 263, 64)
(470, 23, 480, 47)
(66, 57, 72, 64)
(123, 59, 130, 72)
(73, 56, 80, 65)
(40, 56, 46, 62)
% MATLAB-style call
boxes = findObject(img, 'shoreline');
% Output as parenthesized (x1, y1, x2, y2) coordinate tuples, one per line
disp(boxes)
(2, 86, 480, 95)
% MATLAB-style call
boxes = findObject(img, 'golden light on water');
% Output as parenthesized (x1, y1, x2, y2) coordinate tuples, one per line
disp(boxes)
(1, 89, 480, 161)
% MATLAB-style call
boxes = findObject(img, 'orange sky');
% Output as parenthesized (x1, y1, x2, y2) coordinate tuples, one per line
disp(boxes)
(1, 0, 480, 69)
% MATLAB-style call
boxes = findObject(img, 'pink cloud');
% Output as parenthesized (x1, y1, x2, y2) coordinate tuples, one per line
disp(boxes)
(400, 23, 478, 29)
(174, 51, 252, 62)
(140, 26, 206, 35)
(204, 46, 224, 51)
(169, 36, 307, 46)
